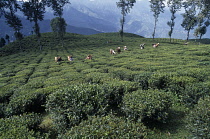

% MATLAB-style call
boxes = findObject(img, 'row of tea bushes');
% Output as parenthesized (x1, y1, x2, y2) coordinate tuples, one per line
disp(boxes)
(1, 66, 208, 119)
(46, 83, 174, 135)
(60, 114, 148, 139)
(122, 89, 174, 123)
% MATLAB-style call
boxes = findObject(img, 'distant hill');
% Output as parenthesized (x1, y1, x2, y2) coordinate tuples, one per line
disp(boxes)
(0, 17, 102, 41)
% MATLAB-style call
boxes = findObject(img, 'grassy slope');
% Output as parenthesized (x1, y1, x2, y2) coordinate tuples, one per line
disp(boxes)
(0, 32, 210, 138)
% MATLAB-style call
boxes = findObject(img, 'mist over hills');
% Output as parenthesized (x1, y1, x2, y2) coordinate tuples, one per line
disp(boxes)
(63, 0, 209, 39)
(1, 0, 209, 40)
(0, 16, 101, 41)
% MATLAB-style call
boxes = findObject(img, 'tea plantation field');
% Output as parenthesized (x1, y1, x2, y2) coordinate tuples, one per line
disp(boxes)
(0, 32, 210, 138)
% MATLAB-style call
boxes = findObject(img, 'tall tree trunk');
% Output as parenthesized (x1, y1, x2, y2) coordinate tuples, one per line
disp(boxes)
(153, 18, 157, 40)
(34, 21, 42, 50)
(187, 30, 190, 41)
(121, 15, 125, 42)
(38, 37, 42, 50)
(199, 34, 202, 40)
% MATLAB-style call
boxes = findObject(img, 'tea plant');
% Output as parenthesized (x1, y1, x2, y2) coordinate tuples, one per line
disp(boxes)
(187, 96, 210, 139)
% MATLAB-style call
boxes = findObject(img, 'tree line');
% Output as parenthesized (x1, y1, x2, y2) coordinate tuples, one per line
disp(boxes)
(0, 0, 210, 48)
(0, 0, 69, 49)
(117, 0, 210, 42)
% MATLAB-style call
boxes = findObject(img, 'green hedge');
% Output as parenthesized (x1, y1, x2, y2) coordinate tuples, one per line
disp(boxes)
(134, 72, 151, 90)
(0, 113, 49, 139)
(6, 91, 47, 116)
(46, 84, 103, 133)
(46, 82, 138, 133)
(0, 83, 19, 103)
(122, 89, 174, 123)
(59, 115, 148, 139)
(187, 96, 210, 138)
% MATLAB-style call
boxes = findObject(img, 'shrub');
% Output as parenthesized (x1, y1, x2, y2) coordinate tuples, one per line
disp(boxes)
(6, 91, 47, 116)
(11, 75, 28, 84)
(20, 78, 45, 90)
(84, 72, 113, 84)
(0, 83, 18, 103)
(46, 82, 138, 133)
(121, 89, 174, 123)
(46, 84, 104, 133)
(0, 103, 6, 118)
(181, 82, 210, 107)
(59, 115, 148, 139)
(177, 68, 209, 82)
(0, 113, 49, 138)
(101, 80, 139, 109)
(167, 75, 197, 96)
(109, 67, 134, 81)
(148, 72, 171, 90)
(73, 62, 91, 73)
(44, 76, 68, 87)
(187, 96, 210, 138)
(134, 72, 152, 90)
(30, 72, 48, 78)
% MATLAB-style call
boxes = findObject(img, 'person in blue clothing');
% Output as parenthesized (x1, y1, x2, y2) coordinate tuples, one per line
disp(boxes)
(68, 55, 73, 61)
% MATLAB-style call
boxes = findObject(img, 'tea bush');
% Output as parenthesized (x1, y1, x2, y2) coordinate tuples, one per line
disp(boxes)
(85, 72, 113, 84)
(30, 71, 48, 78)
(99, 80, 138, 112)
(60, 114, 148, 139)
(0, 83, 19, 103)
(122, 89, 174, 123)
(168, 75, 194, 92)
(0, 103, 6, 118)
(61, 71, 85, 84)
(134, 72, 152, 90)
(6, 91, 47, 116)
(110, 67, 135, 81)
(181, 82, 210, 107)
(46, 84, 103, 133)
(0, 86, 14, 103)
(187, 96, 210, 138)
(46, 81, 138, 133)
(148, 72, 172, 90)
(0, 113, 49, 138)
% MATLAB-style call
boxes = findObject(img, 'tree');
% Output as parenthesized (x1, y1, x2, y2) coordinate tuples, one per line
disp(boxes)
(0, 38, 6, 47)
(197, 2, 210, 39)
(187, 0, 210, 39)
(0, 1, 6, 17)
(3, 0, 22, 31)
(5, 34, 10, 44)
(3, 0, 23, 49)
(116, 0, 136, 42)
(50, 17, 67, 45)
(149, 0, 165, 40)
(194, 25, 207, 40)
(22, 0, 46, 50)
(167, 0, 182, 42)
(192, 0, 210, 18)
(46, 0, 69, 17)
(46, 0, 70, 47)
(181, 2, 197, 41)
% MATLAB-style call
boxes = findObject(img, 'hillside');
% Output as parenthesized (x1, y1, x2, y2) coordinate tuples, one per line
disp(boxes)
(0, 33, 210, 138)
